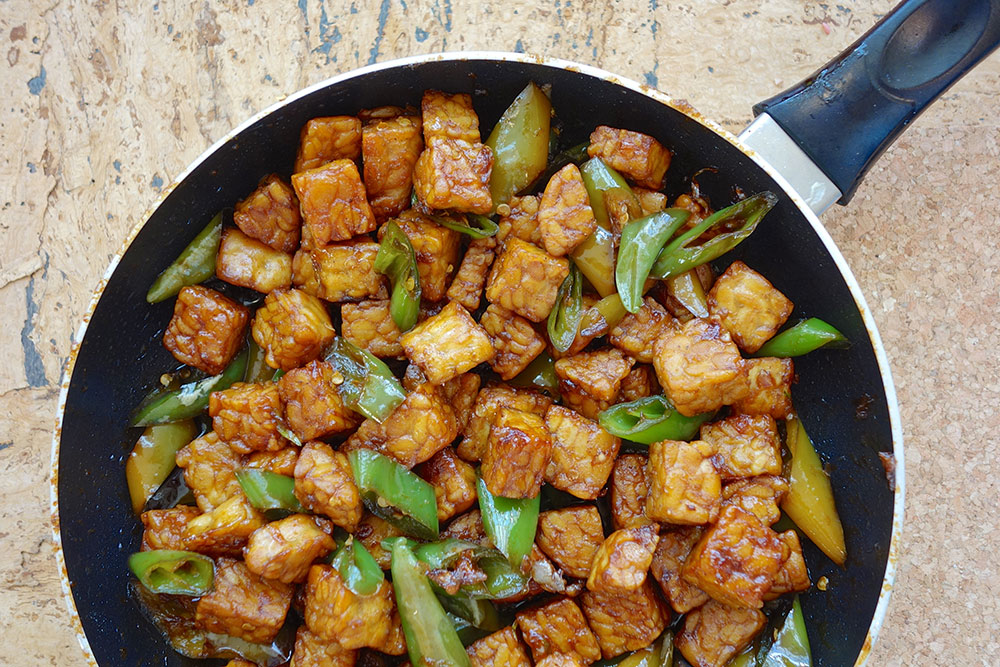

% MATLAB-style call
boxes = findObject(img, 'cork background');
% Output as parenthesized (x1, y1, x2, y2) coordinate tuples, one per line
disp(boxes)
(2, 0, 999, 664)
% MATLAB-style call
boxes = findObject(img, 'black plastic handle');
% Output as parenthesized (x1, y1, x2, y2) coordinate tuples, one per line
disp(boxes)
(753, 0, 1000, 205)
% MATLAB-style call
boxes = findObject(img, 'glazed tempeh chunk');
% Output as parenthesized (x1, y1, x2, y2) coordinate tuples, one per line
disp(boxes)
(399, 301, 495, 384)
(293, 159, 376, 245)
(482, 406, 552, 498)
(765, 529, 811, 599)
(486, 237, 570, 322)
(735, 356, 795, 419)
(536, 505, 605, 578)
(699, 413, 783, 480)
(245, 513, 336, 584)
(635, 187, 669, 215)
(251, 288, 335, 371)
(579, 581, 669, 659)
(681, 505, 787, 609)
(216, 227, 293, 293)
(535, 654, 587, 667)
(290, 627, 358, 667)
(496, 194, 543, 246)
(195, 558, 294, 644)
(294, 441, 363, 531)
(354, 512, 404, 570)
(610, 453, 653, 530)
(140, 506, 201, 551)
(544, 406, 620, 500)
(649, 527, 710, 614)
(515, 597, 602, 664)
(653, 317, 748, 417)
(421, 90, 481, 143)
(183, 494, 265, 557)
(209, 382, 288, 454)
(243, 447, 299, 477)
(416, 447, 478, 522)
(175, 431, 243, 512)
(609, 297, 675, 364)
(295, 115, 363, 173)
(646, 439, 721, 525)
(587, 125, 672, 190)
(538, 163, 597, 257)
(163, 285, 249, 375)
(446, 237, 496, 311)
(586, 524, 659, 593)
(458, 383, 553, 462)
(618, 365, 661, 403)
(413, 137, 494, 214)
(292, 241, 385, 303)
(341, 300, 404, 358)
(720, 475, 789, 526)
(233, 173, 301, 253)
(554, 348, 635, 404)
(362, 113, 423, 220)
(304, 565, 403, 651)
(480, 303, 547, 380)
(382, 209, 462, 302)
(707, 261, 793, 354)
(438, 371, 481, 432)
(675, 599, 765, 667)
(466, 626, 532, 667)
(278, 360, 361, 441)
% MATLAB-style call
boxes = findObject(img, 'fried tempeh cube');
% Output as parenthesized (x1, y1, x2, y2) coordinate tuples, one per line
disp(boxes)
(292, 241, 385, 303)
(482, 407, 552, 498)
(362, 113, 423, 220)
(649, 527, 710, 613)
(251, 288, 335, 371)
(653, 317, 748, 417)
(422, 90, 481, 143)
(278, 360, 360, 441)
(486, 237, 569, 322)
(209, 382, 288, 454)
(646, 439, 721, 525)
(163, 285, 249, 375)
(345, 382, 460, 468)
(295, 115, 363, 173)
(587, 126, 672, 190)
(294, 441, 363, 531)
(439, 371, 481, 432)
(609, 298, 675, 364)
(341, 300, 404, 358)
(183, 494, 266, 557)
(243, 447, 299, 477)
(538, 163, 597, 257)
(480, 303, 547, 380)
(536, 654, 586, 667)
(293, 159, 376, 246)
(675, 600, 765, 667)
(441, 509, 490, 545)
(382, 209, 462, 302)
(635, 187, 668, 215)
(458, 383, 552, 462)
(416, 447, 478, 522)
(467, 626, 532, 667)
(555, 348, 635, 405)
(515, 597, 602, 664)
(610, 454, 653, 530)
(446, 237, 496, 311)
(245, 513, 336, 584)
(497, 194, 543, 246)
(734, 357, 795, 419)
(216, 227, 293, 294)
(536, 505, 605, 579)
(354, 512, 404, 570)
(140, 506, 201, 551)
(681, 505, 787, 609)
(196, 558, 293, 644)
(618, 365, 661, 403)
(720, 475, 788, 526)
(413, 137, 494, 214)
(290, 627, 358, 667)
(399, 301, 495, 384)
(175, 431, 243, 512)
(580, 581, 669, 659)
(707, 261, 793, 354)
(586, 525, 659, 593)
(304, 564, 403, 651)
(700, 414, 782, 480)
(765, 529, 811, 599)
(234, 173, 301, 253)
(544, 406, 620, 500)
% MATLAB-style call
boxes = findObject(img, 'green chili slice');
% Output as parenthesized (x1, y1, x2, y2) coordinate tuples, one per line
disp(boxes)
(509, 353, 559, 395)
(476, 477, 539, 568)
(349, 448, 439, 540)
(131, 347, 248, 426)
(486, 81, 552, 208)
(445, 611, 493, 647)
(598, 395, 713, 444)
(429, 212, 499, 239)
(761, 596, 812, 667)
(375, 220, 421, 332)
(146, 211, 224, 304)
(235, 469, 304, 513)
(547, 263, 584, 353)
(755, 318, 849, 357)
(580, 157, 636, 229)
(330, 538, 384, 596)
(616, 209, 691, 313)
(126, 419, 199, 514)
(325, 337, 406, 423)
(128, 549, 214, 596)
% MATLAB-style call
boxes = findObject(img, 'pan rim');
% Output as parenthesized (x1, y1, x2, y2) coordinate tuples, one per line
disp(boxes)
(49, 50, 903, 667)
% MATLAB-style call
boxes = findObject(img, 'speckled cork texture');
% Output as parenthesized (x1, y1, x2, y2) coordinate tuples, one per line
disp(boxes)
(1, 1, 998, 664)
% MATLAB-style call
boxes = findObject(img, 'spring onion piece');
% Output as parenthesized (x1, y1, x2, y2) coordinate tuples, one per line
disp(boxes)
(235, 469, 304, 513)
(128, 549, 214, 596)
(131, 348, 248, 426)
(330, 538, 384, 596)
(616, 209, 691, 313)
(375, 220, 421, 332)
(547, 263, 584, 353)
(430, 212, 499, 239)
(650, 191, 778, 279)
(349, 449, 439, 540)
(325, 337, 406, 423)
(755, 318, 849, 357)
(486, 81, 552, 208)
(598, 396, 714, 444)
(126, 420, 199, 514)
(477, 477, 540, 568)
(146, 211, 223, 304)
(666, 269, 710, 319)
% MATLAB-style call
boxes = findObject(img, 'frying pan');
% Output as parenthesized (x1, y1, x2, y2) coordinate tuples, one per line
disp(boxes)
(51, 1, 1000, 665)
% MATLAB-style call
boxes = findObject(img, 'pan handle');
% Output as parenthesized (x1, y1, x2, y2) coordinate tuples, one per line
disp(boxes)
(752, 0, 1000, 205)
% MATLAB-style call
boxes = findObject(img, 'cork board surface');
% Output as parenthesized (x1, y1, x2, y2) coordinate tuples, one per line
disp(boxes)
(1, 1, 999, 664)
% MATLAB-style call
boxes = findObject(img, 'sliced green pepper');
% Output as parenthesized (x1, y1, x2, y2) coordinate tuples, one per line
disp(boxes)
(146, 211, 224, 304)
(509, 353, 559, 395)
(478, 553, 530, 599)
(761, 596, 812, 667)
(434, 588, 502, 632)
(374, 220, 421, 332)
(388, 538, 472, 667)
(650, 191, 778, 279)
(598, 395, 713, 444)
(476, 477, 539, 568)
(569, 225, 617, 297)
(235, 469, 304, 513)
(580, 157, 635, 229)
(274, 422, 302, 447)
(429, 212, 499, 239)
(666, 269, 710, 319)
(486, 81, 552, 208)
(244, 338, 276, 384)
(126, 419, 199, 514)
(755, 318, 849, 357)
(131, 347, 248, 426)
(330, 538, 385, 596)
(445, 611, 493, 647)
(128, 549, 214, 596)
(413, 539, 530, 601)
(349, 448, 439, 540)
(324, 337, 406, 423)
(616, 209, 691, 313)
(547, 262, 584, 353)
